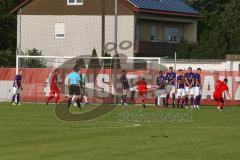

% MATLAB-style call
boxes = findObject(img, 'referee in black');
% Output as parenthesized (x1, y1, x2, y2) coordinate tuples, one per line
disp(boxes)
(66, 66, 82, 109)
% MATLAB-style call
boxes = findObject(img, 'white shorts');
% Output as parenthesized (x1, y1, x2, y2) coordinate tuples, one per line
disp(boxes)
(185, 87, 194, 95)
(122, 89, 128, 96)
(166, 85, 176, 94)
(129, 86, 137, 92)
(156, 89, 166, 98)
(194, 87, 201, 97)
(177, 88, 185, 97)
(13, 87, 21, 94)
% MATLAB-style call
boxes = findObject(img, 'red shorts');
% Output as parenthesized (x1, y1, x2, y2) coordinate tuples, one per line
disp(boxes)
(139, 90, 147, 97)
(213, 95, 224, 108)
(50, 87, 60, 95)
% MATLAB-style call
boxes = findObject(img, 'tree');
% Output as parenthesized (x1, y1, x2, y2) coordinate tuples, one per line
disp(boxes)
(176, 0, 238, 59)
(111, 53, 121, 69)
(0, 0, 23, 67)
(103, 52, 111, 69)
(21, 48, 47, 68)
(75, 57, 86, 69)
(0, 49, 15, 67)
(220, 0, 240, 54)
(88, 48, 101, 69)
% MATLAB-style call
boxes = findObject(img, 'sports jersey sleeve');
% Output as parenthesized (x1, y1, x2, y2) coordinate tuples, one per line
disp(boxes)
(224, 84, 229, 92)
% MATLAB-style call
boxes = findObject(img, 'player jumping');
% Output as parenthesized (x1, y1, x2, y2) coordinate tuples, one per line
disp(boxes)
(184, 67, 195, 109)
(176, 69, 185, 108)
(166, 67, 176, 108)
(213, 78, 231, 111)
(11, 70, 23, 105)
(46, 69, 61, 105)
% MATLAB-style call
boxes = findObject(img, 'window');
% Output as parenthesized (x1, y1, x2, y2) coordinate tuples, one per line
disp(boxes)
(164, 27, 180, 43)
(149, 25, 157, 41)
(67, 0, 83, 5)
(55, 23, 65, 39)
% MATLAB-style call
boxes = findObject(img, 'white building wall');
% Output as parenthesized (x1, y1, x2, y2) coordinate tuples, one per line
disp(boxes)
(17, 15, 135, 57)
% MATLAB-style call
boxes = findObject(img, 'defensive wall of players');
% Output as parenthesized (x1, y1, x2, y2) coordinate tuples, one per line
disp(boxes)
(0, 68, 239, 106)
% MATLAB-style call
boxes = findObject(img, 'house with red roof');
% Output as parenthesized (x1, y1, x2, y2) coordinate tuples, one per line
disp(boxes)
(11, 0, 201, 57)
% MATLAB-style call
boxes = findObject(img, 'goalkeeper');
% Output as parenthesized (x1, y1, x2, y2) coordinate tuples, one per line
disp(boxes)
(80, 72, 88, 104)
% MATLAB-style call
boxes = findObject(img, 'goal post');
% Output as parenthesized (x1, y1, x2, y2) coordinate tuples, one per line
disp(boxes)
(16, 55, 163, 104)
(16, 55, 161, 73)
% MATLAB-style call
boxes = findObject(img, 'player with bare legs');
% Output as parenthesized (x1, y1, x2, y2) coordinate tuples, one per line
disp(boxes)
(213, 78, 231, 111)
(11, 70, 23, 105)
(46, 69, 61, 105)
(176, 70, 185, 108)
(166, 67, 176, 108)
(137, 77, 147, 108)
(184, 67, 195, 109)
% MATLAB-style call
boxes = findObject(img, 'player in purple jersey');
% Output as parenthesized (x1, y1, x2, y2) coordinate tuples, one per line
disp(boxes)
(11, 70, 23, 105)
(184, 67, 195, 109)
(193, 68, 202, 109)
(155, 71, 166, 108)
(120, 70, 130, 106)
(165, 67, 176, 108)
(176, 69, 185, 108)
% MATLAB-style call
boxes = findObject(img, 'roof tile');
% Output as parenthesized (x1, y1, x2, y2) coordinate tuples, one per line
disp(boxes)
(128, 0, 199, 15)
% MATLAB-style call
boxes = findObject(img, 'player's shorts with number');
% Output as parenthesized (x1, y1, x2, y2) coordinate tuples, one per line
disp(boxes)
(155, 89, 166, 98)
(177, 88, 185, 97)
(185, 87, 194, 95)
(13, 87, 21, 94)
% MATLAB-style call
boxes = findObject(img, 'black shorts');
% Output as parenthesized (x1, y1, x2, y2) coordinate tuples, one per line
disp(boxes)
(69, 85, 80, 96)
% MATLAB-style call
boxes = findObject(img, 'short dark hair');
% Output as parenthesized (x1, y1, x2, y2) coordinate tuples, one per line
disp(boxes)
(223, 78, 228, 83)
(169, 67, 173, 70)
(197, 68, 202, 71)
(73, 66, 80, 72)
(188, 67, 192, 70)
(178, 69, 183, 72)
(54, 69, 60, 72)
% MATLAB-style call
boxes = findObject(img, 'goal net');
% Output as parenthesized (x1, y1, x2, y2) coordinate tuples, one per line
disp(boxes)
(16, 55, 163, 104)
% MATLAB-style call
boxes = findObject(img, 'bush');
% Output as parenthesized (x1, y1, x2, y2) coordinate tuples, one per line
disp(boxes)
(21, 48, 47, 68)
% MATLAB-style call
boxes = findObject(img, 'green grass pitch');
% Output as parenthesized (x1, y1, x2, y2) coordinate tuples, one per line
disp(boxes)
(0, 103, 239, 160)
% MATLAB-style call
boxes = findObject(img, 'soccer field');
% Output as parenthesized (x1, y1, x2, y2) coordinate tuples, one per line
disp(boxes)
(0, 103, 239, 160)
